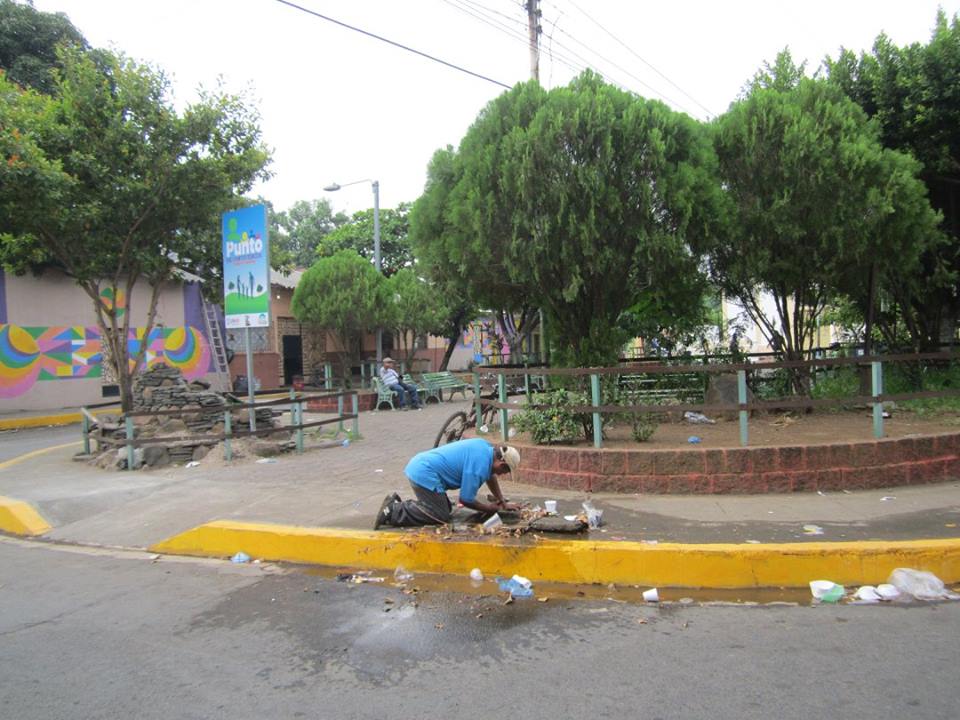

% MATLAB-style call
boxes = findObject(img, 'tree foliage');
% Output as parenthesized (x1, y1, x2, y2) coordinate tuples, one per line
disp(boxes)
(272, 198, 348, 269)
(385, 268, 448, 366)
(825, 12, 960, 348)
(0, 0, 87, 94)
(414, 72, 721, 367)
(318, 203, 413, 277)
(290, 249, 389, 384)
(712, 51, 940, 382)
(0, 47, 271, 409)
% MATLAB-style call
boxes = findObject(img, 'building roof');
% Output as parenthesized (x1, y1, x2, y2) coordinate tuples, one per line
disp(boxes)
(270, 268, 303, 289)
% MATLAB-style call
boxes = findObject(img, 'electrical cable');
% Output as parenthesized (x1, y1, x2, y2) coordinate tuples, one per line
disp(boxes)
(273, 0, 511, 89)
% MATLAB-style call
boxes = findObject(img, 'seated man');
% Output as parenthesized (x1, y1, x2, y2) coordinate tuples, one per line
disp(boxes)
(379, 357, 422, 410)
(375, 438, 521, 528)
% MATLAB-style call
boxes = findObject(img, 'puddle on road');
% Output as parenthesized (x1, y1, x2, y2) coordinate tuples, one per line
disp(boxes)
(296, 563, 814, 606)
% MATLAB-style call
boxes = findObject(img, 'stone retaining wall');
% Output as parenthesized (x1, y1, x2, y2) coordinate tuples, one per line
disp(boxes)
(515, 433, 960, 493)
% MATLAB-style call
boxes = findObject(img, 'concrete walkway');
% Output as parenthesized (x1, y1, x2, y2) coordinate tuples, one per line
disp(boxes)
(1, 399, 959, 588)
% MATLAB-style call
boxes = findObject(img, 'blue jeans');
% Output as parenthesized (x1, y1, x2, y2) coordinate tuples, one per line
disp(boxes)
(388, 382, 421, 408)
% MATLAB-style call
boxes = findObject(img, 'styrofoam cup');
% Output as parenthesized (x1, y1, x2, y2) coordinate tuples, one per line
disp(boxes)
(544, 500, 557, 514)
(642, 588, 659, 602)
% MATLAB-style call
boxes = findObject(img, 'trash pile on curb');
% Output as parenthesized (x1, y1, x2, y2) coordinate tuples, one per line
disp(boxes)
(811, 568, 960, 604)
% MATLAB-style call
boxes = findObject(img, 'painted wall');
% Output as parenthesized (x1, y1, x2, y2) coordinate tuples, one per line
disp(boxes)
(0, 269, 214, 412)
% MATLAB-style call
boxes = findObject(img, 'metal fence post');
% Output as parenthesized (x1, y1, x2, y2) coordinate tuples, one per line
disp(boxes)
(473, 370, 482, 425)
(360, 362, 367, 389)
(338, 393, 344, 433)
(224, 410, 233, 461)
(324, 362, 332, 390)
(872, 360, 884, 439)
(351, 392, 359, 438)
(125, 414, 135, 471)
(81, 408, 91, 455)
(295, 400, 304, 453)
(591, 374, 602, 449)
(498, 373, 508, 442)
(738, 370, 749, 447)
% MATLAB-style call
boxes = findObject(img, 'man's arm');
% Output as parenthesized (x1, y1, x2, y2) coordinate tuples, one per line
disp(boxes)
(485, 476, 520, 511)
(459, 498, 501, 514)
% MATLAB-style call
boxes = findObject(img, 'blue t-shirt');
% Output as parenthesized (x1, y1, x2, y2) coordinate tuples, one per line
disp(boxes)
(404, 438, 494, 503)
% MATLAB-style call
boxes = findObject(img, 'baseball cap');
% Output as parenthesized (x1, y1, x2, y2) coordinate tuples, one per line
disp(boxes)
(499, 445, 521, 474)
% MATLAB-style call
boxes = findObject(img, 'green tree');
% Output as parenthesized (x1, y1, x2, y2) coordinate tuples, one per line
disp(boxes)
(434, 72, 721, 366)
(273, 198, 347, 269)
(711, 51, 940, 388)
(0, 0, 87, 93)
(385, 268, 448, 366)
(409, 146, 480, 370)
(0, 48, 270, 410)
(290, 249, 389, 385)
(826, 12, 960, 349)
(317, 203, 413, 276)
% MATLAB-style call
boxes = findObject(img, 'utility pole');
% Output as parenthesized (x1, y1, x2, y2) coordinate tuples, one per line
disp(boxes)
(526, 0, 541, 83)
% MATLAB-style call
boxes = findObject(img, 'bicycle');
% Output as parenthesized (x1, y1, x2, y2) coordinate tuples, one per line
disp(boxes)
(432, 390, 499, 447)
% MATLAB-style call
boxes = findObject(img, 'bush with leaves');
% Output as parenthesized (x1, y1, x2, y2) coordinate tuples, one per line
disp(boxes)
(513, 388, 585, 445)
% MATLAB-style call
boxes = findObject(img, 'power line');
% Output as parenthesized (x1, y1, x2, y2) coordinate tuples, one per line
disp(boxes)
(559, 0, 715, 117)
(273, 0, 511, 90)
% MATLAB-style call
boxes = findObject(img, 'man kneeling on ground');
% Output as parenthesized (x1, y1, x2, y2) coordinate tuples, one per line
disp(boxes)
(374, 438, 521, 528)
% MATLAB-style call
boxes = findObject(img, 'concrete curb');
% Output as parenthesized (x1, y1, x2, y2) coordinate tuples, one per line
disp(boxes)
(0, 495, 52, 536)
(0, 406, 119, 430)
(150, 521, 960, 589)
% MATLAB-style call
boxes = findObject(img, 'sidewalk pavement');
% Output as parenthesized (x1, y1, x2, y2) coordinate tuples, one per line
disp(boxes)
(1, 399, 959, 589)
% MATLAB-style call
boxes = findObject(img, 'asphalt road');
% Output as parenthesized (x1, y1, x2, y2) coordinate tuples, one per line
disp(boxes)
(2, 538, 959, 720)
(0, 424, 81, 464)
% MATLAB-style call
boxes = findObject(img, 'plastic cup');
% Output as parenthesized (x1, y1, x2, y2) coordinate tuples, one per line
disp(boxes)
(642, 588, 659, 602)
(544, 500, 557, 515)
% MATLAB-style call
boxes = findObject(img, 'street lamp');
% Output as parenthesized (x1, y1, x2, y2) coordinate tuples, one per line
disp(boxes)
(324, 178, 382, 362)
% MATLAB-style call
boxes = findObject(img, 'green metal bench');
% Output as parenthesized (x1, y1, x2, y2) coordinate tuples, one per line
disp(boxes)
(404, 373, 439, 404)
(420, 371, 470, 401)
(371, 377, 397, 411)
(618, 373, 705, 403)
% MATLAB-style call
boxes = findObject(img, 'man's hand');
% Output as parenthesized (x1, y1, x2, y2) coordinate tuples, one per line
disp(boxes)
(497, 500, 521, 511)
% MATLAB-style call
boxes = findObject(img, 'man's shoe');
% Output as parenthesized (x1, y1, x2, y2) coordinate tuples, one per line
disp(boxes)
(374, 494, 394, 530)
(391, 492, 402, 503)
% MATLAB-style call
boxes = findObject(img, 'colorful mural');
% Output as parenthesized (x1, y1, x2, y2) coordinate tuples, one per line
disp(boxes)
(459, 319, 511, 364)
(99, 287, 127, 318)
(0, 324, 210, 398)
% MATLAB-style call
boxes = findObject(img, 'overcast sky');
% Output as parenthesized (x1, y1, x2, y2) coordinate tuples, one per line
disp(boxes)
(30, 0, 960, 215)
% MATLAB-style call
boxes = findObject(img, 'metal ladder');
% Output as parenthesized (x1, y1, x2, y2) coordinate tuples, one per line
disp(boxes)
(201, 298, 232, 392)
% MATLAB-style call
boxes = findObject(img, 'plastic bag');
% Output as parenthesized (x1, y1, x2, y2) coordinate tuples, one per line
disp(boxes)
(888, 568, 959, 600)
(394, 565, 414, 582)
(582, 501, 603, 529)
(809, 580, 845, 603)
(498, 577, 534, 598)
(683, 411, 716, 424)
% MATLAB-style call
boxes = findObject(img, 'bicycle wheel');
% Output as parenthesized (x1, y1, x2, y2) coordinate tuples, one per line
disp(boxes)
(434, 411, 469, 448)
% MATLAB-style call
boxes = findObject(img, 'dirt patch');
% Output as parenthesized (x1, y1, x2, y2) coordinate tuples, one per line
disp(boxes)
(510, 409, 960, 450)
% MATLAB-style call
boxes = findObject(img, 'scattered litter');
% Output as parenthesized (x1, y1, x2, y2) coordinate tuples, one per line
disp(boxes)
(185, 461, 200, 468)
(374, 469, 384, 473)
(802, 524, 824, 536)
(482, 513, 503, 532)
(880, 496, 896, 501)
(853, 585, 882, 602)
(642, 539, 659, 545)
(230, 551, 251, 564)
(544, 500, 558, 515)
(746, 539, 761, 544)
(687, 435, 701, 444)
(469, 568, 484, 582)
(889, 567, 960, 600)
(537, 597, 549, 603)
(642, 588, 659, 603)
(336, 572, 386, 584)
(946, 523, 957, 528)
(149, 553, 161, 561)
(809, 580, 845, 603)
(772, 414, 796, 427)
(255, 458, 277, 464)
(253, 559, 262, 565)
(684, 411, 716, 425)
(498, 575, 534, 599)
(582, 501, 603, 528)
(877, 583, 900, 600)
(564, 515, 578, 522)
(508, 428, 517, 438)
(882, 411, 891, 419)
(393, 566, 414, 582)
(341, 439, 350, 447)
(435, 623, 444, 629)
(479, 424, 489, 434)
(383, 597, 394, 604)
(816, 490, 826, 496)
(678, 597, 694, 605)
(767, 511, 775, 514)
(636, 618, 648, 624)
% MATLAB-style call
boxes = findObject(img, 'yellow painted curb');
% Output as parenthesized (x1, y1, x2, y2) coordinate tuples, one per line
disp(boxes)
(0, 496, 51, 536)
(150, 521, 960, 589)
(0, 406, 118, 430)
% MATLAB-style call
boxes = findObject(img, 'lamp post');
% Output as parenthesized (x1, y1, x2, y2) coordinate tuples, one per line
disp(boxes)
(323, 179, 382, 362)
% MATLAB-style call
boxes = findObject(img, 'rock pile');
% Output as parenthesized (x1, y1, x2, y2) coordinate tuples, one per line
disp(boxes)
(92, 363, 286, 470)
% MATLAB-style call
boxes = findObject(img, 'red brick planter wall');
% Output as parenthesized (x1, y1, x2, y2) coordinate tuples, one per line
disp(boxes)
(515, 433, 960, 494)
(306, 391, 378, 413)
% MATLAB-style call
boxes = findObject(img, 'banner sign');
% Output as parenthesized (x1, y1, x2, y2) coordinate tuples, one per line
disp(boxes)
(222, 205, 270, 328)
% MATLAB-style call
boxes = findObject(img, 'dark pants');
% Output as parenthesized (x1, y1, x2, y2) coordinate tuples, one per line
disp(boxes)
(389, 482, 452, 526)
(388, 382, 421, 408)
